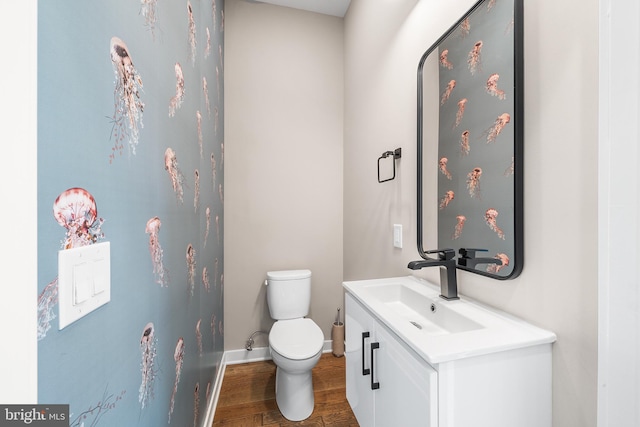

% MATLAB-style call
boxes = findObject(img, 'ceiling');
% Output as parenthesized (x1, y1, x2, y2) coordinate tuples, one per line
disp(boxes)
(253, 0, 352, 17)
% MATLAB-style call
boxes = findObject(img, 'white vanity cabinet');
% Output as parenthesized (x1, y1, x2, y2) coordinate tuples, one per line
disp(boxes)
(346, 293, 438, 427)
(344, 278, 555, 427)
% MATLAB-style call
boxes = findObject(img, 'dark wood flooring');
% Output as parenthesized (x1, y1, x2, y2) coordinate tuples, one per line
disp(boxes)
(213, 352, 359, 426)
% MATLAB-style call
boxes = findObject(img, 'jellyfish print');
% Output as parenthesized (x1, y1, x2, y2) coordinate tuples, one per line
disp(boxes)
(186, 244, 196, 295)
(460, 18, 470, 38)
(211, 152, 217, 188)
(196, 319, 203, 356)
(467, 41, 483, 76)
(215, 215, 220, 244)
(139, 322, 158, 409)
(454, 98, 467, 128)
(439, 157, 452, 180)
(145, 216, 168, 286)
(214, 258, 219, 290)
(165, 147, 186, 202)
(439, 190, 455, 210)
(168, 337, 185, 423)
(453, 215, 466, 240)
(487, 0, 497, 11)
(487, 253, 510, 274)
(486, 73, 506, 100)
(204, 207, 211, 247)
(440, 79, 456, 106)
(216, 66, 221, 103)
(187, 1, 197, 66)
(140, 0, 158, 40)
(439, 49, 453, 70)
(197, 111, 203, 158)
(504, 157, 515, 176)
(485, 208, 506, 240)
(202, 267, 210, 292)
(485, 113, 511, 143)
(460, 130, 470, 156)
(169, 62, 185, 117)
(193, 382, 200, 427)
(505, 15, 515, 35)
(109, 37, 144, 161)
(204, 27, 212, 59)
(206, 382, 212, 403)
(209, 313, 218, 350)
(466, 167, 482, 198)
(37, 277, 58, 340)
(203, 77, 211, 117)
(214, 107, 219, 135)
(53, 188, 104, 249)
(212, 0, 218, 32)
(219, 183, 224, 204)
(194, 169, 200, 213)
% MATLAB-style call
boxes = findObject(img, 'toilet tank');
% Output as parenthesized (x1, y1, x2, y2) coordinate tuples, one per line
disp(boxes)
(266, 269, 312, 320)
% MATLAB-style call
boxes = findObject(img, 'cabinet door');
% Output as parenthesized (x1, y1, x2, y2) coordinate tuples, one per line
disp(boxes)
(373, 319, 438, 427)
(345, 294, 376, 427)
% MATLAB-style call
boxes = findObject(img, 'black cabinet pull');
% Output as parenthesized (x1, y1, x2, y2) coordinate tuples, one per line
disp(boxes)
(371, 342, 380, 390)
(362, 332, 370, 375)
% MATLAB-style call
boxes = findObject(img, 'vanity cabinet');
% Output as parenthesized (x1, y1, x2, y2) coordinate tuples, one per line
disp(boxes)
(345, 293, 438, 427)
(345, 289, 553, 427)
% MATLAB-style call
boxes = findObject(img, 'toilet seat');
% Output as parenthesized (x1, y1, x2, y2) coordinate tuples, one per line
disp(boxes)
(270, 318, 323, 360)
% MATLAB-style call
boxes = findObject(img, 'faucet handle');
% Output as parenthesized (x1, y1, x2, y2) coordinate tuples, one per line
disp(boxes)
(458, 248, 488, 258)
(426, 248, 456, 261)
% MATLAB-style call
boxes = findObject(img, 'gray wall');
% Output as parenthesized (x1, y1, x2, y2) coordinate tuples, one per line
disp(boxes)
(343, 0, 598, 426)
(224, 0, 344, 350)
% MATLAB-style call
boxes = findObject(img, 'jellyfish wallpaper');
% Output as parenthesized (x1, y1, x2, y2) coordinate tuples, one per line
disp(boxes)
(436, 0, 515, 277)
(37, 0, 225, 425)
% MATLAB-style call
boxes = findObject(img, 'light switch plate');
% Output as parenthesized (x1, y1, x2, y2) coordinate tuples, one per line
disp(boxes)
(58, 241, 111, 330)
(393, 224, 403, 248)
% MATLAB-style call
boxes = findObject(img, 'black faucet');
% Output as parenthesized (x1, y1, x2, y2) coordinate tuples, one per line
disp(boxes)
(457, 248, 503, 269)
(408, 248, 459, 300)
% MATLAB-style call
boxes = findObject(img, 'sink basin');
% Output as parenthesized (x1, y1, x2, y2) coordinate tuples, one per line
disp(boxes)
(365, 283, 482, 335)
(343, 276, 556, 364)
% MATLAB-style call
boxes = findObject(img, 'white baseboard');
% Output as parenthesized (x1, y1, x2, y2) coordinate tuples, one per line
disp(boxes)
(200, 340, 334, 426)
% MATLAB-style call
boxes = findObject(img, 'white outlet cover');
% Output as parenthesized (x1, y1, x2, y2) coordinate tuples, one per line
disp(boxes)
(393, 224, 403, 248)
(58, 241, 111, 330)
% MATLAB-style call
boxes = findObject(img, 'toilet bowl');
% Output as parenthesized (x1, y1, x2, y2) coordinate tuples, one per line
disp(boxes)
(269, 318, 324, 421)
(266, 270, 324, 421)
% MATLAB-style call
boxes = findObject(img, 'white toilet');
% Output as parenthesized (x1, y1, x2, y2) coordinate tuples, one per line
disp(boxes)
(266, 269, 324, 421)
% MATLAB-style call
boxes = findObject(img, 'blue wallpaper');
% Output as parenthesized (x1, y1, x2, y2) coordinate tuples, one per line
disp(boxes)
(37, 1, 224, 425)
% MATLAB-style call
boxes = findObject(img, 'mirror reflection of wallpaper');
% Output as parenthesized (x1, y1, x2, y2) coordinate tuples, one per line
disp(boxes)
(437, 0, 515, 277)
(37, 1, 225, 425)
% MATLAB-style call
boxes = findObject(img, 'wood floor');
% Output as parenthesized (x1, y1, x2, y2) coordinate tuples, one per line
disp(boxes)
(213, 352, 359, 426)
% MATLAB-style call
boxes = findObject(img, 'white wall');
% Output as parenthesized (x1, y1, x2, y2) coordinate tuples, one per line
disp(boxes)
(343, 0, 599, 425)
(0, 0, 38, 403)
(598, 0, 640, 425)
(224, 0, 344, 350)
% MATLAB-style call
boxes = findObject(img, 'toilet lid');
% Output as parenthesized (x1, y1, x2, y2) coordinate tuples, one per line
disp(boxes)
(270, 318, 324, 360)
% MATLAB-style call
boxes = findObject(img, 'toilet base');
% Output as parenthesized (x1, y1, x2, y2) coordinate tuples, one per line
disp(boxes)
(275, 367, 315, 421)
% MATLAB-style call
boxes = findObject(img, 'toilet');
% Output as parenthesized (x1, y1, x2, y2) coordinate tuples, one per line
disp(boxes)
(266, 269, 324, 421)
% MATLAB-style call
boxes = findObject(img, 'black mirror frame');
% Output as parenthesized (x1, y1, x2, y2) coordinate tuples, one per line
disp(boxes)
(416, 0, 524, 280)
